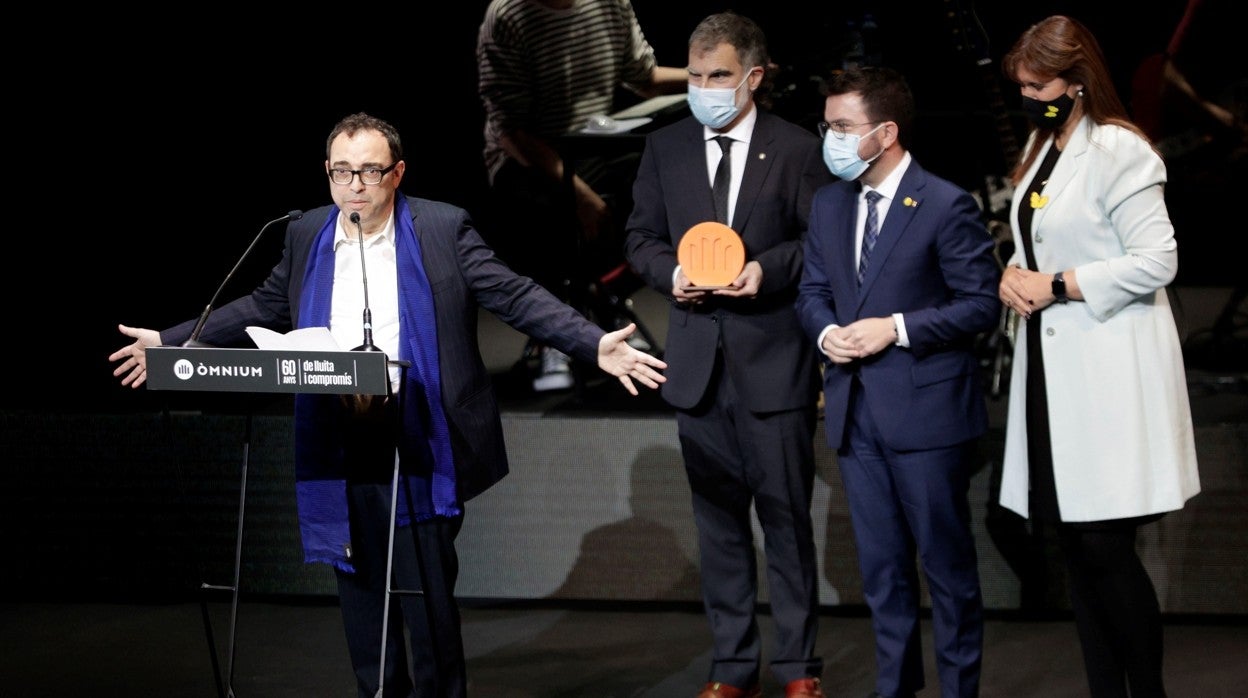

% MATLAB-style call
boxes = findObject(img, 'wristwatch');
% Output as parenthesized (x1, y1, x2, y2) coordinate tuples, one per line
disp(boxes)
(1051, 271, 1068, 304)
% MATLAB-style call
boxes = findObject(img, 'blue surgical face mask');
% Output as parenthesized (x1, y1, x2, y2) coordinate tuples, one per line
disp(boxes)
(687, 71, 753, 129)
(821, 123, 885, 180)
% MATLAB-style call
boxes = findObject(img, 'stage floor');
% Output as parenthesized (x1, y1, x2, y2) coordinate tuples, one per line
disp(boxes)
(3, 285, 1243, 697)
(3, 599, 1245, 697)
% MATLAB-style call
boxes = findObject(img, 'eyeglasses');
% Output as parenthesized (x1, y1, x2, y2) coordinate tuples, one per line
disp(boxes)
(817, 120, 880, 140)
(328, 163, 397, 186)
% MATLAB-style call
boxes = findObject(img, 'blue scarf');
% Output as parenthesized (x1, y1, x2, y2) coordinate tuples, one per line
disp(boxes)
(293, 197, 459, 572)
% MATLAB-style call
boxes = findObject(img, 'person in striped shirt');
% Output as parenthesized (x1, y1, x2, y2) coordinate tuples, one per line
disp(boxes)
(477, 0, 685, 391)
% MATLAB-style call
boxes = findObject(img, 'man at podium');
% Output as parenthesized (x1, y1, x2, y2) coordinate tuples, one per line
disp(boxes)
(108, 112, 665, 698)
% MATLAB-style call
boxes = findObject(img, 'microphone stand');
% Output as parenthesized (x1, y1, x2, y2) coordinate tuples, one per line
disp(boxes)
(344, 212, 426, 696)
(200, 414, 252, 698)
(184, 210, 303, 348)
(349, 211, 383, 353)
(186, 209, 300, 697)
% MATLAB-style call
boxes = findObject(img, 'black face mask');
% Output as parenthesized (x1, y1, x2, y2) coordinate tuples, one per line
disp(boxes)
(1021, 91, 1076, 129)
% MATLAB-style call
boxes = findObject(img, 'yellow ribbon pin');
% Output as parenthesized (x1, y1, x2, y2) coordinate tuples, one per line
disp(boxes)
(1029, 191, 1049, 209)
(903, 196, 918, 207)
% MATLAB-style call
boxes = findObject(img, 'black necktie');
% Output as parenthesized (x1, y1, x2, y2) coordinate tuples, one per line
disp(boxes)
(858, 190, 883, 285)
(712, 136, 733, 224)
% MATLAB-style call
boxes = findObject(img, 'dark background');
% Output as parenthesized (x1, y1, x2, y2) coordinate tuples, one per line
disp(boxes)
(12, 0, 1237, 414)
(3, 2, 1245, 638)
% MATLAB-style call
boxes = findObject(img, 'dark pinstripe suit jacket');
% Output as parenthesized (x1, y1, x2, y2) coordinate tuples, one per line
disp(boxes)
(162, 195, 604, 502)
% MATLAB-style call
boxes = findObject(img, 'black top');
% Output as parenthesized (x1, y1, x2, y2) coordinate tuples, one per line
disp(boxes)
(1020, 142, 1062, 521)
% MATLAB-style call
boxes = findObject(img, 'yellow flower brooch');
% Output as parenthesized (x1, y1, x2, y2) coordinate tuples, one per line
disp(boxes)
(1029, 191, 1049, 209)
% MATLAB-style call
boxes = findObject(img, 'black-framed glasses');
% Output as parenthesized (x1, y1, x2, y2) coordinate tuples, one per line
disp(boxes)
(328, 163, 397, 186)
(817, 120, 881, 140)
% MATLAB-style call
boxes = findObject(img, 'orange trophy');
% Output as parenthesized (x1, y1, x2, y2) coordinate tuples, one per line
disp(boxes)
(677, 222, 746, 289)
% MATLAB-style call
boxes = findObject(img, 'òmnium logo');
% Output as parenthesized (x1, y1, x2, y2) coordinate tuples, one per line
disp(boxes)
(173, 359, 195, 381)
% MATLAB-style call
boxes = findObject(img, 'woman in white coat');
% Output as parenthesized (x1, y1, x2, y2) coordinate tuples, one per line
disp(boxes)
(996, 15, 1200, 698)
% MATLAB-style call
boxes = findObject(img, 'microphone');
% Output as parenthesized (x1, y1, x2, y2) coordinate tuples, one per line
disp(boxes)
(183, 210, 304, 348)
(349, 211, 382, 352)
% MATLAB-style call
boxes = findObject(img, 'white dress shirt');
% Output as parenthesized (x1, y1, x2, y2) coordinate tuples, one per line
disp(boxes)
(331, 212, 401, 389)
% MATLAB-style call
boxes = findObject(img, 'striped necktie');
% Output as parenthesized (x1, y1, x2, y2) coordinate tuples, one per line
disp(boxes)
(857, 190, 883, 285)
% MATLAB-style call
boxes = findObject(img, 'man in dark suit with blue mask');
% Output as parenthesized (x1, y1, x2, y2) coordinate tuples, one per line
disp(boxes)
(625, 11, 832, 698)
(796, 67, 1001, 698)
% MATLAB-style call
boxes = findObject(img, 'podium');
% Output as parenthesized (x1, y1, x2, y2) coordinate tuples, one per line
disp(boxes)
(147, 347, 415, 698)
(146, 346, 391, 396)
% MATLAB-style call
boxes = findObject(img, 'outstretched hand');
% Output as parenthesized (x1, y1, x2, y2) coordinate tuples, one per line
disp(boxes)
(597, 323, 667, 395)
(109, 324, 162, 388)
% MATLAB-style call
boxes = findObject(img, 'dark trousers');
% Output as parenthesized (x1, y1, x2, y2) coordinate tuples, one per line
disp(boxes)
(838, 379, 983, 698)
(1058, 519, 1166, 698)
(676, 353, 822, 688)
(1025, 324, 1168, 697)
(336, 480, 466, 698)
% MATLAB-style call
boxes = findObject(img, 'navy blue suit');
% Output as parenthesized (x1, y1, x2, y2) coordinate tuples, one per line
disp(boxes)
(626, 110, 832, 689)
(796, 159, 1000, 698)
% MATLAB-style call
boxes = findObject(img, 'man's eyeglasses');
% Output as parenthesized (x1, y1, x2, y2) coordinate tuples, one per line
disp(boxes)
(817, 120, 880, 140)
(328, 163, 397, 186)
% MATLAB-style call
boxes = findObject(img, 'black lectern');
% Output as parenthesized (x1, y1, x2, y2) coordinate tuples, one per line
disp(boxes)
(146, 346, 391, 396)
(148, 347, 413, 698)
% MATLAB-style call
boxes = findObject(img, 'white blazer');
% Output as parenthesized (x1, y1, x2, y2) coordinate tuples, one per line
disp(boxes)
(999, 117, 1201, 521)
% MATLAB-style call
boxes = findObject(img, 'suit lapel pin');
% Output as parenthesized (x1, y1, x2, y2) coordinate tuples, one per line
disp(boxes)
(903, 196, 918, 207)
(1030, 191, 1049, 209)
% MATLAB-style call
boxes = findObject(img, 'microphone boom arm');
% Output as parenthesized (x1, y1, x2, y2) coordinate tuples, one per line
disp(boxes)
(349, 211, 382, 352)
(183, 210, 303, 347)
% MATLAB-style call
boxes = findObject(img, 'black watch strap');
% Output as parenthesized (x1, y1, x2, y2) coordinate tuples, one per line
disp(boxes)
(1052, 271, 1068, 304)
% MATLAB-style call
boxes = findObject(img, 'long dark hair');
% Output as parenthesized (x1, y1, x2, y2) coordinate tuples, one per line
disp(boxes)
(1002, 15, 1148, 183)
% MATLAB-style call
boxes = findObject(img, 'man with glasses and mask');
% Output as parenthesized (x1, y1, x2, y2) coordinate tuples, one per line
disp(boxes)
(108, 112, 667, 697)
(624, 12, 832, 698)
(795, 67, 1000, 698)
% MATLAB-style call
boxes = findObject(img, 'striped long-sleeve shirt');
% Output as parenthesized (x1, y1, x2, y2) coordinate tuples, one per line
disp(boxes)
(476, 0, 660, 183)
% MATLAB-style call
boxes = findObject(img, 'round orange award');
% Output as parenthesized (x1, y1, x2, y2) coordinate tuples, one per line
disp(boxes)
(677, 222, 746, 288)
